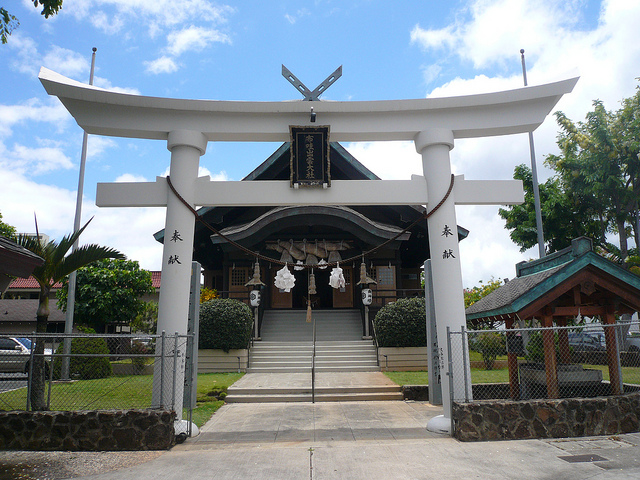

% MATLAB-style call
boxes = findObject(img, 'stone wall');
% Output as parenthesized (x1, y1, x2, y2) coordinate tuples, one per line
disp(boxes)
(0, 409, 175, 451)
(453, 392, 640, 441)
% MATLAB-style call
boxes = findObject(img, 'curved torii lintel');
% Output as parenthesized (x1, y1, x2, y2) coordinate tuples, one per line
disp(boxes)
(39, 67, 578, 143)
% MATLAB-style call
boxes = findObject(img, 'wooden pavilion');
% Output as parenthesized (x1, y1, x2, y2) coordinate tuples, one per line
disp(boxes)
(466, 237, 640, 400)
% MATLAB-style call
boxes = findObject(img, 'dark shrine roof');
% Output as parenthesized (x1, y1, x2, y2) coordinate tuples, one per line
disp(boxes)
(466, 237, 640, 322)
(0, 236, 44, 278)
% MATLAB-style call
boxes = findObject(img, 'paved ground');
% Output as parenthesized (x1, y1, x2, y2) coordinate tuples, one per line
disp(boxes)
(229, 371, 400, 389)
(62, 399, 640, 480)
(5, 372, 640, 479)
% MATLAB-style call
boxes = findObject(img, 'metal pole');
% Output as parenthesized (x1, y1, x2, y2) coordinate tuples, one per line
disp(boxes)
(520, 49, 546, 258)
(160, 331, 166, 408)
(62, 47, 97, 380)
(461, 327, 469, 402)
(26, 333, 34, 411)
(172, 332, 179, 411)
(446, 326, 455, 436)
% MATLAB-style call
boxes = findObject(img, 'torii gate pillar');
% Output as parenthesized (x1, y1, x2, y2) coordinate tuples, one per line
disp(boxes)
(416, 129, 471, 432)
(152, 130, 206, 413)
(157, 130, 207, 336)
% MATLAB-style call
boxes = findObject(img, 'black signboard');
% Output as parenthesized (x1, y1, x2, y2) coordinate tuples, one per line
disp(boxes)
(290, 126, 331, 188)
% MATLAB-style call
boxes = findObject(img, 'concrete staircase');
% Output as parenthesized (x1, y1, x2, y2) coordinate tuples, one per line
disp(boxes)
(247, 310, 379, 374)
(224, 310, 403, 403)
(225, 380, 403, 403)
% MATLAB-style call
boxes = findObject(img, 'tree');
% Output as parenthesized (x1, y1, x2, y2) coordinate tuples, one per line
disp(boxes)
(17, 219, 124, 410)
(0, 210, 16, 239)
(498, 165, 605, 254)
(131, 301, 158, 334)
(464, 278, 503, 309)
(547, 97, 640, 260)
(57, 259, 153, 332)
(1, 1, 63, 44)
(500, 87, 640, 259)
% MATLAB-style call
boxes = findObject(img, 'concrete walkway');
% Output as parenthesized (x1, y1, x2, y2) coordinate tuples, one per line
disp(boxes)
(229, 371, 400, 389)
(73, 400, 640, 480)
(68, 373, 640, 480)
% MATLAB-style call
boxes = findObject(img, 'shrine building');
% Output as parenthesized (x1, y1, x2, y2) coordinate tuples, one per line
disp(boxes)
(155, 142, 467, 317)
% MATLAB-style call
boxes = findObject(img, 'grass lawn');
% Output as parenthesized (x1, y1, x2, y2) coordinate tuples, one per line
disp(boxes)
(385, 365, 640, 387)
(384, 369, 512, 385)
(0, 372, 244, 428)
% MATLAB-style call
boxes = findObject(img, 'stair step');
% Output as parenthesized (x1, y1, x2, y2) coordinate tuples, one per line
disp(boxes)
(225, 392, 404, 403)
(227, 386, 400, 395)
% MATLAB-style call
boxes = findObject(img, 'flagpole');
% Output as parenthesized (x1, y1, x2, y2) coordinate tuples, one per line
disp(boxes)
(62, 47, 97, 380)
(520, 49, 546, 258)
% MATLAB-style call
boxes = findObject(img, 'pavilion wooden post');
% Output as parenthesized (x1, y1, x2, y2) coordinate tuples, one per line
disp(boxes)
(542, 314, 559, 398)
(604, 308, 623, 395)
(506, 317, 520, 400)
(556, 317, 571, 365)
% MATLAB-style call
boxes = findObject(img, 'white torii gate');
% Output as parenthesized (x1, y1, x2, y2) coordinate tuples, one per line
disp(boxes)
(39, 67, 577, 433)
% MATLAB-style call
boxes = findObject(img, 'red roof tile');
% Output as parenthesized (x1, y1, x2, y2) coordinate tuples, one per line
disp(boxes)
(151, 271, 161, 289)
(8, 276, 62, 289)
(8, 272, 161, 290)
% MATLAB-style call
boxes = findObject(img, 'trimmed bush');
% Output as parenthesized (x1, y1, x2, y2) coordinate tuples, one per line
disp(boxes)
(373, 297, 427, 347)
(53, 335, 112, 380)
(199, 299, 253, 352)
(475, 332, 506, 370)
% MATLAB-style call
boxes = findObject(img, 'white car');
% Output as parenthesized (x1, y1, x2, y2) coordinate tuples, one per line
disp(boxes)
(0, 337, 52, 374)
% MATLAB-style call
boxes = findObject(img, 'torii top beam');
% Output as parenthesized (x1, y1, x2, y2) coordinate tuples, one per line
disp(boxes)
(39, 67, 578, 143)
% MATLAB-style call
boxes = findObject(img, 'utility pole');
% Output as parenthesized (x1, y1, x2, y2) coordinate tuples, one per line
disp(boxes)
(62, 47, 97, 380)
(521, 49, 546, 258)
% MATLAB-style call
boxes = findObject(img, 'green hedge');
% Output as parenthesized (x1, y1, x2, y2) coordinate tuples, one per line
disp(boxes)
(53, 336, 112, 380)
(199, 299, 253, 352)
(373, 297, 427, 347)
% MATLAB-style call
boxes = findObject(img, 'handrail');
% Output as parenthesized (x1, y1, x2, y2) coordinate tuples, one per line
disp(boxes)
(371, 316, 380, 368)
(311, 314, 316, 404)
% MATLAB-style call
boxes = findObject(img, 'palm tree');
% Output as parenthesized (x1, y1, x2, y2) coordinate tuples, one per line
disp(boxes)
(17, 218, 124, 410)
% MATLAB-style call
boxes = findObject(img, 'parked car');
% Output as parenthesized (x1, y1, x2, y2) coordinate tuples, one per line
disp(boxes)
(626, 334, 640, 352)
(0, 337, 52, 374)
(567, 331, 606, 352)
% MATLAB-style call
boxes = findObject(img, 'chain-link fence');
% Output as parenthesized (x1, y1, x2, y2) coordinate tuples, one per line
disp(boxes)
(0, 332, 194, 417)
(448, 322, 640, 403)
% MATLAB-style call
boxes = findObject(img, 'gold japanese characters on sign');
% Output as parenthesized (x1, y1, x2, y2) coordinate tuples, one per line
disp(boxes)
(290, 125, 331, 188)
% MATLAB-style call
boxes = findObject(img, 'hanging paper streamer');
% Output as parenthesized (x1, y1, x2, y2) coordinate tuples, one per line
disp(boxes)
(329, 265, 346, 289)
(317, 259, 328, 270)
(274, 265, 296, 292)
(294, 260, 304, 271)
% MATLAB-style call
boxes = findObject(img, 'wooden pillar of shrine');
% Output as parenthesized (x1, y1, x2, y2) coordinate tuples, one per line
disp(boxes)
(604, 308, 623, 395)
(542, 313, 559, 399)
(506, 317, 520, 400)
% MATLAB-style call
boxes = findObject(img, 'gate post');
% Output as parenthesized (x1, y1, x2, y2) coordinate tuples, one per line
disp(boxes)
(415, 129, 473, 434)
(152, 130, 207, 417)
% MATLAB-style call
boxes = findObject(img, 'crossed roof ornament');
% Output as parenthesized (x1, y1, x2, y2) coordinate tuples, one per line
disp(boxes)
(282, 65, 342, 101)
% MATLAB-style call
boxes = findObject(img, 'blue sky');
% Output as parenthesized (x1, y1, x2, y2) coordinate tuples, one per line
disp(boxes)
(1, 0, 639, 287)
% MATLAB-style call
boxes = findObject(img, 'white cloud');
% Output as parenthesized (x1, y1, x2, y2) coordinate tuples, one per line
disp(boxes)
(93, 77, 141, 95)
(403, 0, 640, 285)
(62, 0, 234, 34)
(144, 56, 180, 74)
(42, 46, 90, 78)
(343, 142, 422, 180)
(115, 173, 149, 183)
(0, 164, 165, 271)
(0, 98, 70, 137)
(0, 141, 74, 175)
(167, 26, 231, 56)
(284, 9, 310, 24)
(87, 136, 118, 159)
